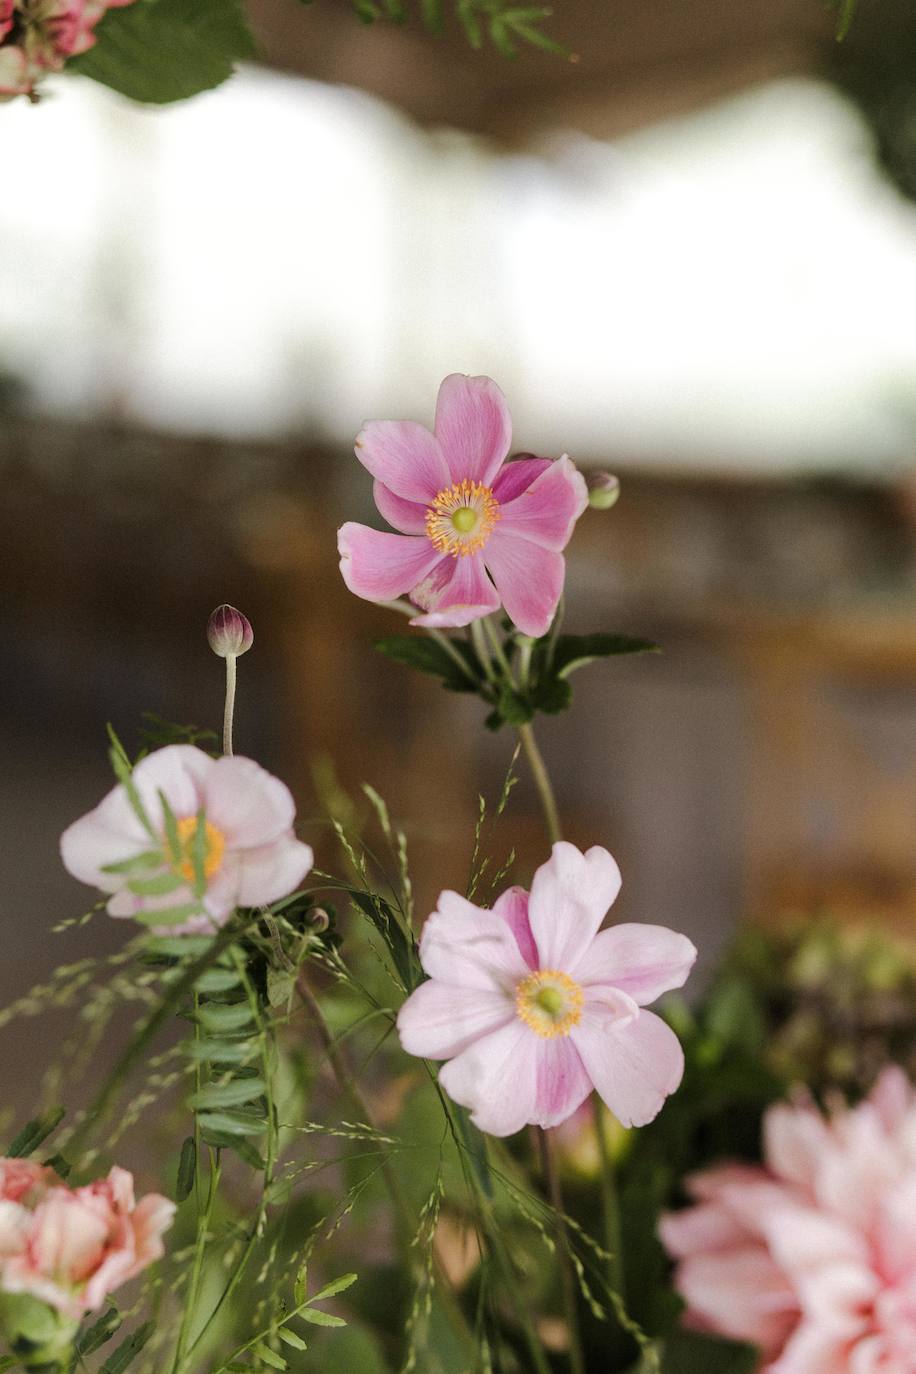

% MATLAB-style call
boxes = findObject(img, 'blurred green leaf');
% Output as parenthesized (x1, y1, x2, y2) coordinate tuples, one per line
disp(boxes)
(7, 1107, 65, 1159)
(552, 634, 660, 678)
(375, 634, 481, 692)
(175, 1136, 197, 1203)
(98, 1321, 154, 1374)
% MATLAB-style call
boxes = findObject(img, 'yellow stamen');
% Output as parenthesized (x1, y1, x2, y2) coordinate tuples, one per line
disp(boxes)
(515, 969, 584, 1039)
(425, 480, 500, 557)
(174, 816, 226, 883)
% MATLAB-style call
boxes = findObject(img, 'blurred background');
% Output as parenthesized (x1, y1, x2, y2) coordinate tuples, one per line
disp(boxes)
(5, 0, 916, 1046)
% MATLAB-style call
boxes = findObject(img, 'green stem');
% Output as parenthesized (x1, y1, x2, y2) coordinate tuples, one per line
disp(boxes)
(540, 1129, 586, 1374)
(518, 722, 563, 845)
(223, 655, 236, 757)
(172, 1147, 221, 1374)
(594, 1103, 625, 1296)
(481, 615, 516, 684)
(470, 619, 497, 684)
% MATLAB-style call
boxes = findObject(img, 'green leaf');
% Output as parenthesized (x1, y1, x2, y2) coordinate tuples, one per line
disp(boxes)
(277, 1328, 308, 1351)
(69, 0, 257, 104)
(308, 1273, 358, 1303)
(348, 889, 419, 991)
(100, 849, 163, 875)
(194, 968, 243, 994)
(374, 635, 481, 693)
(194, 1002, 256, 1033)
(175, 1136, 197, 1202)
(133, 900, 206, 927)
(530, 675, 572, 715)
(185, 1038, 256, 1065)
(293, 1263, 308, 1307)
(253, 1343, 287, 1369)
(188, 1077, 266, 1110)
(200, 1132, 265, 1169)
(835, 0, 857, 41)
(145, 935, 215, 959)
(76, 1308, 123, 1357)
(8, 1107, 65, 1158)
(661, 1329, 758, 1374)
(127, 871, 184, 897)
(495, 685, 534, 726)
(196, 1108, 267, 1137)
(552, 633, 660, 678)
(298, 1309, 347, 1328)
(99, 1320, 154, 1374)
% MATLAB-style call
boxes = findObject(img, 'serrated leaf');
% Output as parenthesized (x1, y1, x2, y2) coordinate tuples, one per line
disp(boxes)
(374, 635, 480, 692)
(277, 1327, 308, 1351)
(308, 1273, 358, 1303)
(76, 1308, 123, 1357)
(195, 1002, 256, 1033)
(99, 1320, 154, 1374)
(254, 1344, 287, 1370)
(69, 0, 256, 104)
(196, 1108, 267, 1137)
(298, 1309, 347, 1328)
(8, 1107, 65, 1158)
(496, 685, 534, 726)
(188, 1077, 266, 1111)
(552, 633, 660, 678)
(176, 1136, 197, 1202)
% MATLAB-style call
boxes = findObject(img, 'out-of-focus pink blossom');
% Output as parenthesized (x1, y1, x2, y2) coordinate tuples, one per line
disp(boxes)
(0, 0, 138, 99)
(339, 374, 588, 638)
(397, 841, 696, 1136)
(0, 1164, 174, 1319)
(660, 1067, 916, 1372)
(60, 743, 314, 933)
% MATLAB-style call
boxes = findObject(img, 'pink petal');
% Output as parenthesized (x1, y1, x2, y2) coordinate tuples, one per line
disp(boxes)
(131, 745, 211, 824)
(397, 981, 514, 1060)
(483, 532, 565, 637)
(674, 1248, 799, 1355)
(659, 1202, 750, 1259)
(434, 374, 512, 486)
(338, 523, 444, 602)
(875, 1178, 916, 1283)
(769, 1320, 858, 1374)
(419, 891, 530, 991)
(532, 1037, 593, 1129)
(438, 1021, 538, 1137)
(204, 756, 296, 848)
(762, 1206, 868, 1285)
(60, 792, 149, 893)
(410, 552, 500, 628)
(354, 420, 450, 503)
(373, 480, 428, 535)
(571, 1006, 684, 1128)
(527, 842, 622, 972)
(868, 1065, 912, 1133)
(492, 886, 538, 969)
(497, 456, 588, 551)
(573, 923, 697, 1005)
(764, 1102, 832, 1192)
(235, 834, 314, 907)
(492, 457, 553, 504)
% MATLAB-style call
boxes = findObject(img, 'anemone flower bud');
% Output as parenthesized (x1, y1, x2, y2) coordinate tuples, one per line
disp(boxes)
(586, 472, 620, 511)
(307, 907, 331, 935)
(207, 605, 253, 658)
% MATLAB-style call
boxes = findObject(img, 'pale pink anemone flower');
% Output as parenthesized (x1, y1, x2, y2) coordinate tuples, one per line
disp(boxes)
(338, 374, 589, 638)
(0, 1164, 174, 1320)
(60, 743, 313, 933)
(660, 1067, 916, 1374)
(397, 841, 696, 1137)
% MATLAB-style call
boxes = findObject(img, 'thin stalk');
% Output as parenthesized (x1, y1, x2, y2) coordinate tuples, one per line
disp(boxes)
(172, 1147, 221, 1373)
(540, 1129, 586, 1374)
(594, 1103, 625, 1295)
(470, 619, 497, 684)
(517, 637, 534, 691)
(518, 722, 563, 845)
(222, 655, 237, 756)
(481, 615, 516, 684)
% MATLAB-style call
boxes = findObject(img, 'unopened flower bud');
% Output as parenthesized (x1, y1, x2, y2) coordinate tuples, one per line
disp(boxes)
(207, 605, 253, 658)
(307, 907, 331, 935)
(586, 472, 620, 511)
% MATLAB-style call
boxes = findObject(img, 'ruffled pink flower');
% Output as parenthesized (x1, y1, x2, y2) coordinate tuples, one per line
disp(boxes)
(0, 0, 13, 40)
(0, 45, 29, 96)
(338, 374, 588, 638)
(397, 841, 696, 1136)
(60, 743, 314, 933)
(0, 1165, 174, 1320)
(0, 0, 137, 98)
(660, 1067, 916, 1373)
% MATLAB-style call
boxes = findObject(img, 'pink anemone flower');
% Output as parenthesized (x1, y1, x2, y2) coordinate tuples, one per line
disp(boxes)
(397, 841, 696, 1137)
(338, 374, 588, 638)
(660, 1067, 916, 1373)
(60, 743, 313, 933)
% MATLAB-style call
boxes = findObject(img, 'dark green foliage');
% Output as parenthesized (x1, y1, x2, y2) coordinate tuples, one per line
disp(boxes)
(7, 1108, 65, 1160)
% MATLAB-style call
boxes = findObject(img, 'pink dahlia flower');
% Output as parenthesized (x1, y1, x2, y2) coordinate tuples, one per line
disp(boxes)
(338, 374, 588, 638)
(397, 841, 696, 1136)
(0, 1164, 174, 1320)
(660, 1067, 916, 1373)
(0, 0, 137, 99)
(60, 743, 313, 932)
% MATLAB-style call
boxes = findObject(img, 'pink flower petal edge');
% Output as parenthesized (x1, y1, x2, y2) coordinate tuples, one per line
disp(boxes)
(397, 842, 695, 1137)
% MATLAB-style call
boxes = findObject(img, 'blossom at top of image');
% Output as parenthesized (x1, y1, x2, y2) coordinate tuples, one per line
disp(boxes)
(397, 840, 696, 1136)
(338, 374, 588, 638)
(0, 1162, 174, 1320)
(660, 1066, 916, 1373)
(0, 0, 137, 99)
(60, 743, 314, 933)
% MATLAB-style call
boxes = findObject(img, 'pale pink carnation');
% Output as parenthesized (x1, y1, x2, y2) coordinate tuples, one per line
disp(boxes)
(397, 841, 696, 1136)
(338, 374, 588, 638)
(60, 743, 314, 932)
(0, 0, 137, 98)
(0, 1165, 174, 1320)
(660, 1067, 916, 1373)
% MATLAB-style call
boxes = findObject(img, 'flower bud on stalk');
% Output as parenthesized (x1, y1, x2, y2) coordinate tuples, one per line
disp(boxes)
(207, 605, 253, 757)
(586, 472, 620, 510)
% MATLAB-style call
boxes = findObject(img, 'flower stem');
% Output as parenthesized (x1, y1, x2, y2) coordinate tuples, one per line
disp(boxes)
(594, 1103, 625, 1297)
(223, 655, 237, 757)
(172, 1146, 221, 1374)
(539, 1128, 586, 1374)
(518, 722, 563, 845)
(470, 619, 497, 684)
